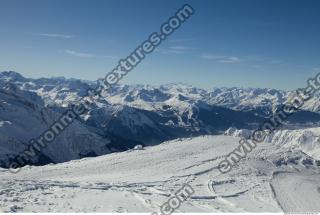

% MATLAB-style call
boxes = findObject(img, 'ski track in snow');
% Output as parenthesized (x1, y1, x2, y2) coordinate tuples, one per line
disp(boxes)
(271, 171, 320, 212)
(1, 135, 320, 212)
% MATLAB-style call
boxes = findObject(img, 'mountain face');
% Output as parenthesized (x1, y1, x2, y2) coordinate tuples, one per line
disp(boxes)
(0, 81, 112, 168)
(1, 71, 320, 167)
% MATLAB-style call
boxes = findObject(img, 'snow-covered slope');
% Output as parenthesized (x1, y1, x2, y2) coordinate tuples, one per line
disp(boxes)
(225, 127, 320, 160)
(266, 128, 320, 159)
(0, 135, 319, 212)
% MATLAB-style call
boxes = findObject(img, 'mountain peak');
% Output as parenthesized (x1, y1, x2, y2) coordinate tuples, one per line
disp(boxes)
(0, 71, 27, 82)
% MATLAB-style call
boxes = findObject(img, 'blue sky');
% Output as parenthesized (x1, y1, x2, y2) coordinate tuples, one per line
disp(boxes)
(0, 0, 319, 90)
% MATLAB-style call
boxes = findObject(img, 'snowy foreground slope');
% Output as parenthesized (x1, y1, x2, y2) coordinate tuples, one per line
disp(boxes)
(1, 135, 320, 212)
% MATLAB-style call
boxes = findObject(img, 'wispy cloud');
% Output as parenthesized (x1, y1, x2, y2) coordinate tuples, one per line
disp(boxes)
(269, 60, 283, 64)
(103, 55, 118, 59)
(169, 38, 194, 43)
(202, 54, 284, 68)
(252, 65, 262, 68)
(37, 33, 74, 39)
(156, 46, 195, 54)
(65, 50, 117, 59)
(65, 50, 96, 58)
(202, 54, 242, 63)
(169, 46, 194, 51)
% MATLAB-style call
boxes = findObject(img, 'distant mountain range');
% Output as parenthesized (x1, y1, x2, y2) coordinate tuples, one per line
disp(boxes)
(1, 71, 320, 167)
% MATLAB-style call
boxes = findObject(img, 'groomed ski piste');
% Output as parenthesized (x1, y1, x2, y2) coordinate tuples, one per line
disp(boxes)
(1, 133, 320, 213)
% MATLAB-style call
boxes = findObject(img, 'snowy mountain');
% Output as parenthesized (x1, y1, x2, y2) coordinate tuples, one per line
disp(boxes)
(0, 82, 112, 168)
(1, 71, 320, 212)
(103, 82, 320, 115)
(3, 71, 320, 115)
(0, 72, 264, 145)
(1, 71, 320, 167)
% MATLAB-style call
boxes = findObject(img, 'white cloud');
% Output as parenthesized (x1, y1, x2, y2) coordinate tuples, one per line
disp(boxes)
(252, 65, 262, 68)
(65, 50, 118, 59)
(269, 60, 283, 64)
(37, 33, 74, 39)
(102, 55, 118, 59)
(202, 54, 241, 63)
(169, 46, 194, 51)
(156, 46, 195, 54)
(169, 38, 194, 43)
(65, 50, 96, 58)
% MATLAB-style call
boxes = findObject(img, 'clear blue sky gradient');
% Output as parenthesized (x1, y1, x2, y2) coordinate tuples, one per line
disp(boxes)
(0, 0, 319, 90)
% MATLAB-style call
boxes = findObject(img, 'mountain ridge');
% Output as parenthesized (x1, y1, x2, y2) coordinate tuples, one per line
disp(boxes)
(1, 71, 320, 168)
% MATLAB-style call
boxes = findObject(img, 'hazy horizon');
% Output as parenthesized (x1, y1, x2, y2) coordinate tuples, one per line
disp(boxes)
(0, 70, 300, 91)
